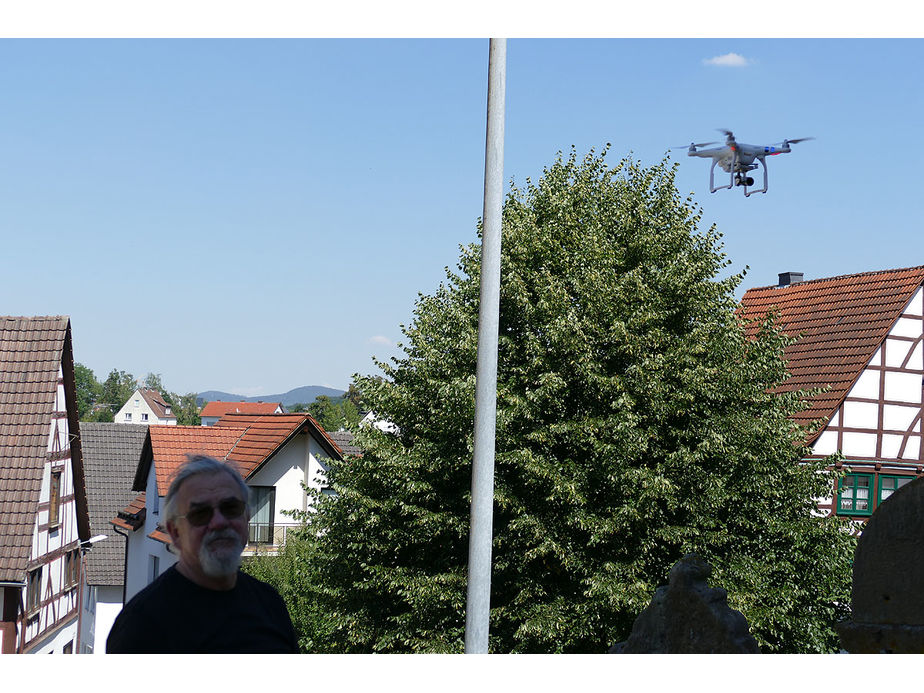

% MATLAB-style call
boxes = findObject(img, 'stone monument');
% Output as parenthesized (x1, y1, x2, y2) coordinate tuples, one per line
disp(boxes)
(836, 476, 924, 653)
(609, 553, 760, 653)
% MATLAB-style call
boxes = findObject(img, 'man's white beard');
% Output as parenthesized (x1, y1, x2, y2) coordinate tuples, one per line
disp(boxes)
(199, 528, 244, 578)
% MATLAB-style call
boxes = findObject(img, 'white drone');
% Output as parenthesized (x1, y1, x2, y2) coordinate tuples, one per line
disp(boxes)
(680, 129, 814, 196)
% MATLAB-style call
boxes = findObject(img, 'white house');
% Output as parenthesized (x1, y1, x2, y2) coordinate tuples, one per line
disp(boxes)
(0, 316, 93, 654)
(740, 266, 924, 519)
(114, 413, 343, 604)
(199, 400, 284, 427)
(114, 389, 176, 426)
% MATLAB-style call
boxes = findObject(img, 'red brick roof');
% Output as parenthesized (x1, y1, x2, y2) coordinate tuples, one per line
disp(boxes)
(739, 266, 924, 432)
(141, 425, 248, 497)
(0, 316, 89, 582)
(200, 401, 283, 417)
(136, 414, 343, 497)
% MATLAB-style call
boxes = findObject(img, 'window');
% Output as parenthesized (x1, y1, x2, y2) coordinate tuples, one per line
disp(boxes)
(147, 555, 159, 585)
(63, 640, 73, 654)
(838, 473, 873, 516)
(27, 567, 42, 613)
(48, 471, 61, 527)
(879, 475, 913, 504)
(64, 549, 80, 589)
(124, 412, 132, 421)
(141, 413, 149, 421)
(248, 486, 275, 544)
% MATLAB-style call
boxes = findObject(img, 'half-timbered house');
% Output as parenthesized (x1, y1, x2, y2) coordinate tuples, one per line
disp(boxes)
(740, 266, 924, 519)
(115, 413, 342, 604)
(0, 316, 92, 653)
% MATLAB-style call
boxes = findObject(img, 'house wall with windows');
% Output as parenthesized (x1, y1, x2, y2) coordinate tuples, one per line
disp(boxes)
(122, 465, 174, 605)
(810, 286, 923, 517)
(18, 367, 90, 654)
(246, 430, 332, 546)
(115, 389, 176, 426)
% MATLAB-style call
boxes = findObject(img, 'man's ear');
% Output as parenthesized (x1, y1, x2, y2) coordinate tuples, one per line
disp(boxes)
(166, 520, 181, 550)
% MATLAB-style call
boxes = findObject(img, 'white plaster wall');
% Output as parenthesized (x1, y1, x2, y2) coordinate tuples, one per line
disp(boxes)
(842, 431, 877, 457)
(884, 371, 921, 403)
(248, 434, 310, 521)
(115, 390, 176, 425)
(93, 585, 124, 654)
(124, 465, 175, 603)
(850, 370, 880, 399)
(842, 401, 878, 429)
(25, 618, 79, 654)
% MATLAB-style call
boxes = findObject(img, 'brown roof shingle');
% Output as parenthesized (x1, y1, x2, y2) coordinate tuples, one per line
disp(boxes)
(0, 316, 73, 581)
(138, 389, 176, 420)
(739, 266, 924, 434)
(81, 422, 149, 586)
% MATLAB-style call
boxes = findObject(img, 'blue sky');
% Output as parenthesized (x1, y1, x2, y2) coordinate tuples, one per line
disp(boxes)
(2, 34, 923, 397)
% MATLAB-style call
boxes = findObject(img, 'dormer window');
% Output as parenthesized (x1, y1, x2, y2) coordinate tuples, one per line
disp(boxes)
(165, 406, 172, 415)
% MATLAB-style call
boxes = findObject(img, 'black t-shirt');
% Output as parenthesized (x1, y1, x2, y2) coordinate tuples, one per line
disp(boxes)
(106, 566, 298, 653)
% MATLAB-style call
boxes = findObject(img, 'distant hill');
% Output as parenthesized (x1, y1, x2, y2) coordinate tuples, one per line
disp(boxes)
(197, 385, 346, 409)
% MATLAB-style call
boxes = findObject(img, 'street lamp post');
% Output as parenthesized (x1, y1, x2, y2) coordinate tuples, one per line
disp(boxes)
(465, 37, 506, 655)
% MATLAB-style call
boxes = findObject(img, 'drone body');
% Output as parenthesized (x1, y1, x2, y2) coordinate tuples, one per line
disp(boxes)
(683, 130, 814, 196)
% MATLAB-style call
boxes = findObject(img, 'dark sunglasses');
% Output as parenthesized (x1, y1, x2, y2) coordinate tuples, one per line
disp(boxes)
(178, 498, 247, 527)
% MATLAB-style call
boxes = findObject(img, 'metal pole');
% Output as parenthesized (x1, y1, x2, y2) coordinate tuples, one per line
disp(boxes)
(465, 37, 506, 654)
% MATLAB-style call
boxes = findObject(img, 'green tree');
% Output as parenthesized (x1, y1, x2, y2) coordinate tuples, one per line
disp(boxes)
(142, 372, 167, 396)
(100, 369, 138, 416)
(74, 362, 103, 420)
(308, 395, 345, 432)
(171, 392, 201, 426)
(290, 148, 854, 654)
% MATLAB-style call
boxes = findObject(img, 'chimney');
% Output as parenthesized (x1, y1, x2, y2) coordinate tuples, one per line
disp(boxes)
(778, 271, 804, 288)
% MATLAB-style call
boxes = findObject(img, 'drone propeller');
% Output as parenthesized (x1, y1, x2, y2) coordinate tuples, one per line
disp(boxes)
(671, 141, 718, 149)
(717, 129, 735, 140)
(780, 137, 815, 145)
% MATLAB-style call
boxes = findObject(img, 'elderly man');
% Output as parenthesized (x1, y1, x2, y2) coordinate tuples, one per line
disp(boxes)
(107, 455, 298, 653)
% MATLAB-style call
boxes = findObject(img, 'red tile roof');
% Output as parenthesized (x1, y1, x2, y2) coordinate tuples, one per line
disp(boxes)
(739, 266, 924, 433)
(200, 401, 283, 417)
(136, 414, 343, 497)
(142, 425, 248, 497)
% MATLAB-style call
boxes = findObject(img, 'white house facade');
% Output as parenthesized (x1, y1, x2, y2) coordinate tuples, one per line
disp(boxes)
(116, 414, 342, 605)
(115, 389, 176, 426)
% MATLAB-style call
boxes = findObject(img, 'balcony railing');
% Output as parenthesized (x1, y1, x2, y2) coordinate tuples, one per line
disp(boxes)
(243, 522, 303, 555)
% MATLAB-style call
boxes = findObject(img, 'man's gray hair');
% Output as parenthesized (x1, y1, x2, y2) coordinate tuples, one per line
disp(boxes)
(162, 454, 251, 525)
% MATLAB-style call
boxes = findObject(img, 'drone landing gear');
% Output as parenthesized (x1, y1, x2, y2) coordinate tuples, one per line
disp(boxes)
(742, 157, 768, 197)
(709, 159, 732, 193)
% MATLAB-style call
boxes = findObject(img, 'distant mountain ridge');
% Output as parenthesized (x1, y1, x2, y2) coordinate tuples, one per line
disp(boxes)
(197, 385, 345, 408)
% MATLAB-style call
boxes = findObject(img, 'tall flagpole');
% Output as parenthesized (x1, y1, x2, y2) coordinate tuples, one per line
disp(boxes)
(465, 37, 506, 655)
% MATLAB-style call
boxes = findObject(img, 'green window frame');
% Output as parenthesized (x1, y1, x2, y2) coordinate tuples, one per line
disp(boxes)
(838, 473, 873, 516)
(878, 475, 913, 505)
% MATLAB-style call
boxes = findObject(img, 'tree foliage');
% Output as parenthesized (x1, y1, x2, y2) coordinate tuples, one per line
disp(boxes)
(74, 363, 103, 420)
(258, 148, 855, 653)
(76, 366, 200, 424)
(307, 395, 360, 432)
